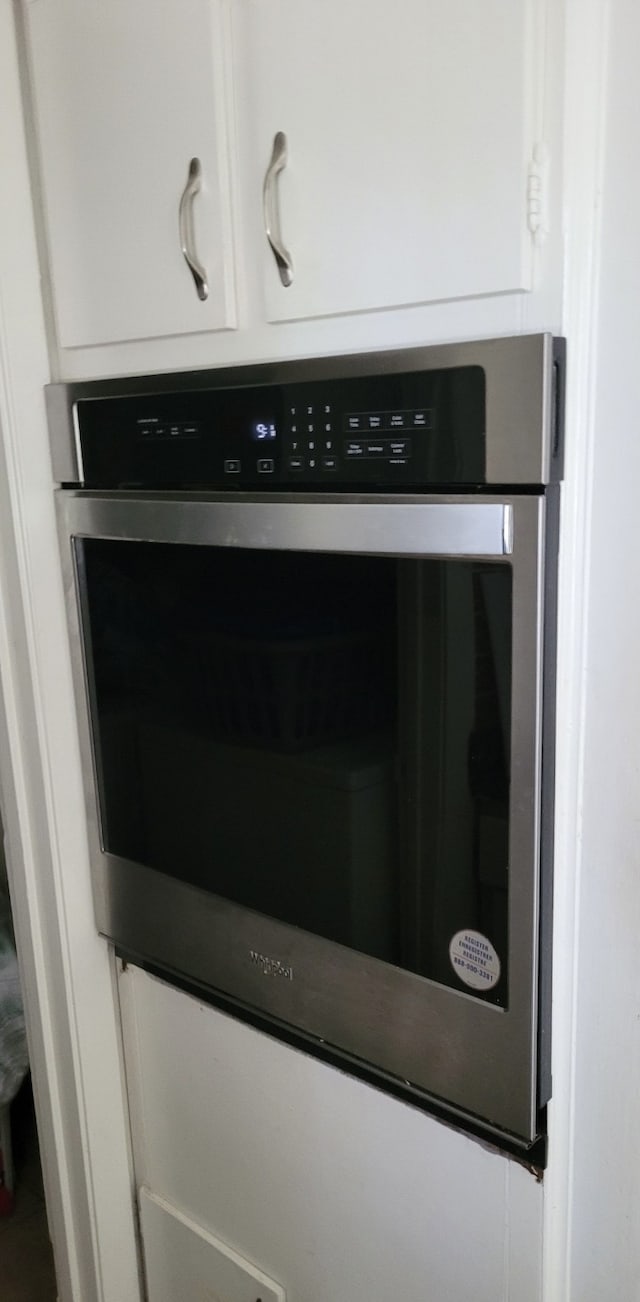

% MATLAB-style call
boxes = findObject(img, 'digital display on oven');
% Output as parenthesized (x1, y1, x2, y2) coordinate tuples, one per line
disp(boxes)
(251, 420, 277, 442)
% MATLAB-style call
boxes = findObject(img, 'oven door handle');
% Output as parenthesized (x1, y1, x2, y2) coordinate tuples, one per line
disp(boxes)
(59, 497, 515, 559)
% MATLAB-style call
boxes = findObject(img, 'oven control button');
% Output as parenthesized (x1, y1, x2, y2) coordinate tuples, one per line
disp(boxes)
(322, 456, 338, 471)
(412, 409, 433, 428)
(390, 439, 410, 456)
(224, 458, 241, 474)
(140, 423, 168, 439)
(345, 440, 365, 456)
(288, 455, 305, 471)
(257, 458, 275, 474)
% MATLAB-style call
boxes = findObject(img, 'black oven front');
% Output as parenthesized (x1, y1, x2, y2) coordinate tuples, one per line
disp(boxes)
(48, 334, 563, 1154)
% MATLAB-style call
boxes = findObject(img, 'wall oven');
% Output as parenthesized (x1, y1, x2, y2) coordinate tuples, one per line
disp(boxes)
(48, 334, 563, 1155)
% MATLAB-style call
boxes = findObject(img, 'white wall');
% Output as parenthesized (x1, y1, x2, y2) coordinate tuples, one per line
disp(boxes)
(563, 1, 640, 1295)
(0, 3, 140, 1298)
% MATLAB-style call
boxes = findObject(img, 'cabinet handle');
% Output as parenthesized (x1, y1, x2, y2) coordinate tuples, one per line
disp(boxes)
(263, 132, 293, 287)
(178, 158, 209, 302)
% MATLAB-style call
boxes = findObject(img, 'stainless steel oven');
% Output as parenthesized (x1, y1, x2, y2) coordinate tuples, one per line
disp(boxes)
(48, 334, 563, 1153)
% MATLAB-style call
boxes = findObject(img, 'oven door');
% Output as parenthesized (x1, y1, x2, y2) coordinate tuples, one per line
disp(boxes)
(57, 491, 554, 1145)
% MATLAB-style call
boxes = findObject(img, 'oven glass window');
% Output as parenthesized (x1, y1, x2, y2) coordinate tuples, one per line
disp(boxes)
(77, 540, 512, 1006)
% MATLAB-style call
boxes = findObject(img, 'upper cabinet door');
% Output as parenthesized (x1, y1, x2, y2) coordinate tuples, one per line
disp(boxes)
(235, 0, 536, 324)
(25, 0, 236, 349)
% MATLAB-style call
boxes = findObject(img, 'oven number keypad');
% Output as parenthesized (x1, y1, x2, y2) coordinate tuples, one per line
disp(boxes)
(286, 402, 335, 474)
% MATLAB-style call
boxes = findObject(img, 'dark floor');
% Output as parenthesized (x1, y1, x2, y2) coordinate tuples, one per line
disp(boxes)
(0, 1081, 57, 1301)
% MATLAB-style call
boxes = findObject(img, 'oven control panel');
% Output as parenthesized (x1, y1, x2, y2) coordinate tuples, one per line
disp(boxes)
(284, 402, 432, 479)
(74, 365, 486, 490)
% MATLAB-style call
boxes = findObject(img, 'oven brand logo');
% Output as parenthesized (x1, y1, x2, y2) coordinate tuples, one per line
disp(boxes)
(249, 949, 294, 980)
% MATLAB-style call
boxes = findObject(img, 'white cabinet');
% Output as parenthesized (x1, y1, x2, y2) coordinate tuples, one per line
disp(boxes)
(22, 0, 553, 372)
(119, 966, 545, 1302)
(234, 0, 536, 324)
(139, 1188, 286, 1302)
(25, 0, 236, 349)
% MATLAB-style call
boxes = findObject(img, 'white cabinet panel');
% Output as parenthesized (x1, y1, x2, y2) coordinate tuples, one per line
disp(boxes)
(235, 0, 534, 324)
(119, 966, 544, 1302)
(139, 1188, 285, 1302)
(26, 0, 236, 348)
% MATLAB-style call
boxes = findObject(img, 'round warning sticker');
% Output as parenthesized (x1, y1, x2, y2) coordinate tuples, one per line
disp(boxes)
(449, 929, 501, 992)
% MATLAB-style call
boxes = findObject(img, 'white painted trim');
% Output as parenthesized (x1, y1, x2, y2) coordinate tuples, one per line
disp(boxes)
(542, 1, 610, 1298)
(0, 5, 141, 1300)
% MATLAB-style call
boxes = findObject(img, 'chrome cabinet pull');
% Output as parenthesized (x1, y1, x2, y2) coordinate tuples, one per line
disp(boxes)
(178, 157, 209, 302)
(263, 132, 293, 287)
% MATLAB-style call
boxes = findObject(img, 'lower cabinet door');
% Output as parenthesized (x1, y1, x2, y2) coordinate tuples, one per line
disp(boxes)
(139, 1187, 286, 1302)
